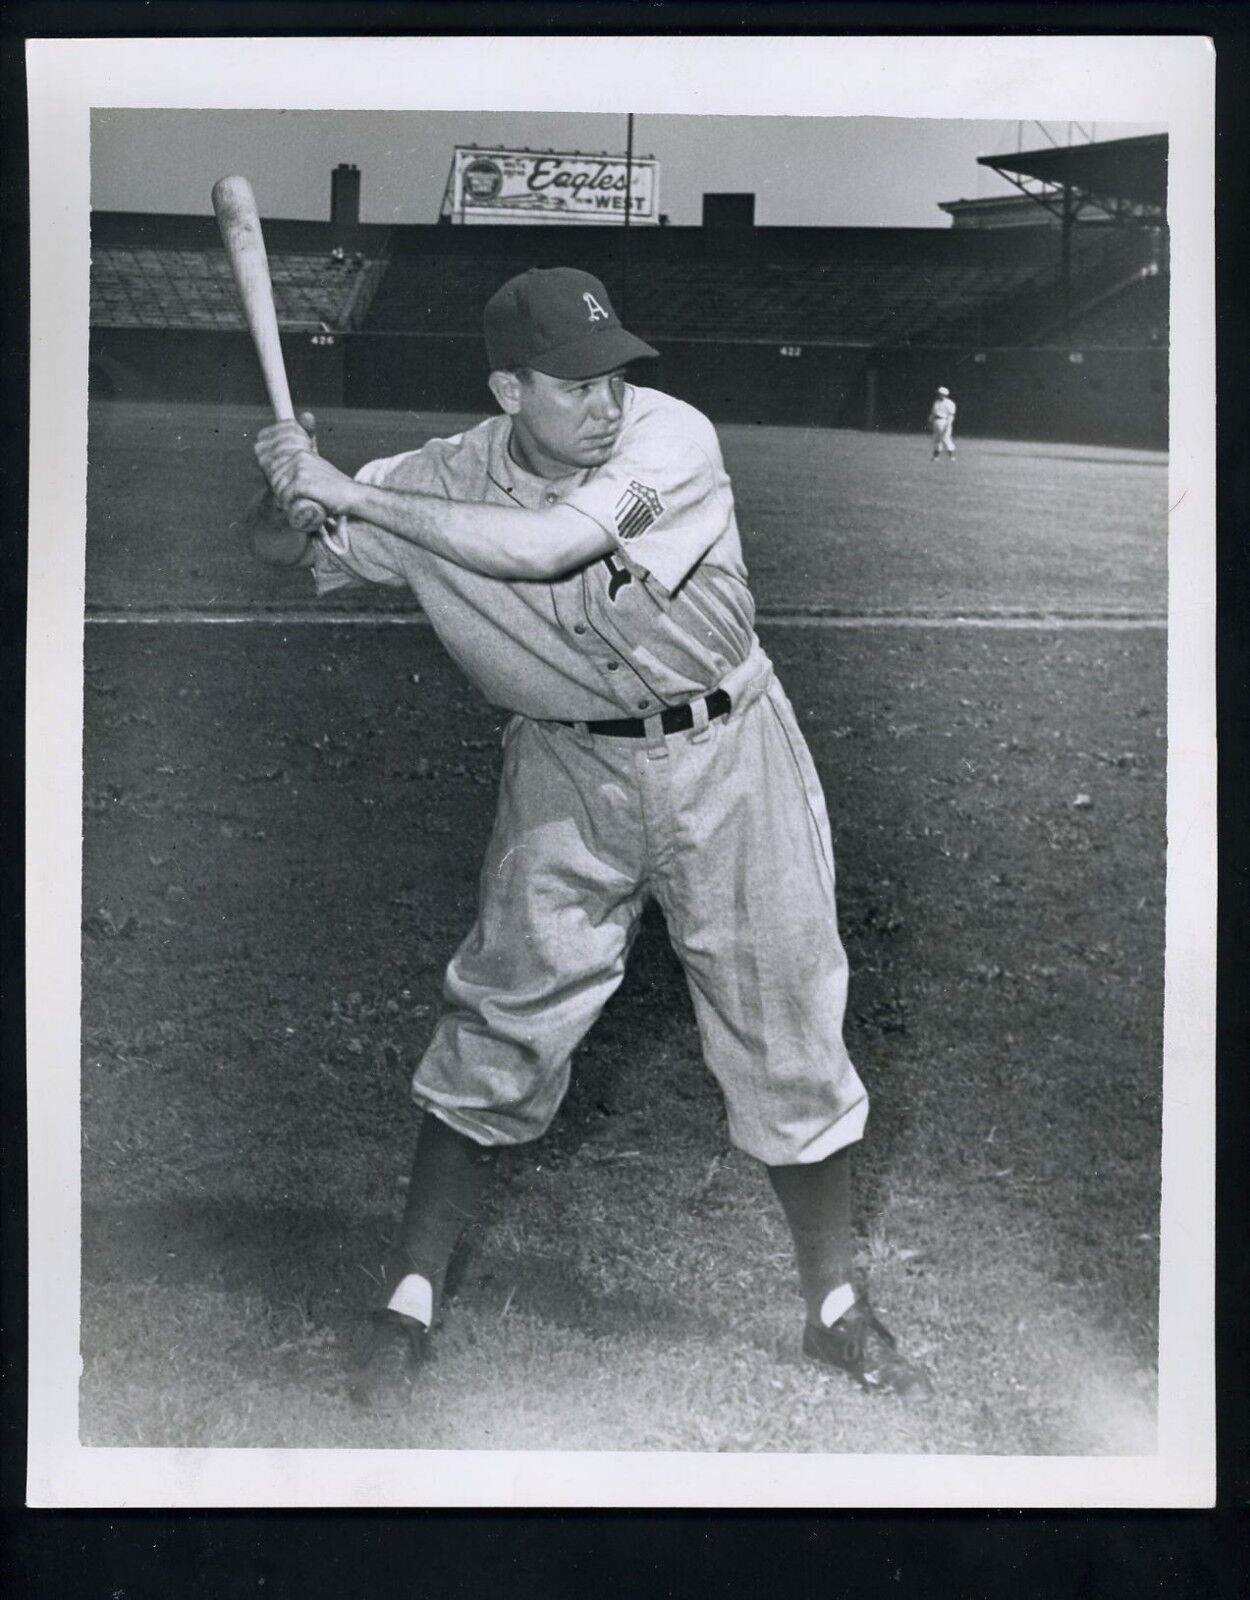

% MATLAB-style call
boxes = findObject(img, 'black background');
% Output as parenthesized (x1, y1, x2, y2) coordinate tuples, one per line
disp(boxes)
(3, 4, 1247, 1594)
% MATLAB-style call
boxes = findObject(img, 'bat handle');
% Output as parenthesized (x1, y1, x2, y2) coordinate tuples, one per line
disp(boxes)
(271, 399, 328, 533)
(288, 496, 328, 533)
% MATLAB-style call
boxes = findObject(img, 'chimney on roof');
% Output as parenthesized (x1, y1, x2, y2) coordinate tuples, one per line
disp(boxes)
(703, 192, 755, 228)
(331, 163, 361, 225)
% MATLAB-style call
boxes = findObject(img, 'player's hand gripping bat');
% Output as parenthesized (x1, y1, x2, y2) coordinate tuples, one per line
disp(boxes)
(212, 175, 326, 532)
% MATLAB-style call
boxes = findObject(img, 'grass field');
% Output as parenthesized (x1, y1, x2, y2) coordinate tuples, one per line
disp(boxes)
(79, 401, 1167, 1456)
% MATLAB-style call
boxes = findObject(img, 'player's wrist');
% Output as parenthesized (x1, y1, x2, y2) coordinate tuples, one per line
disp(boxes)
(328, 473, 365, 519)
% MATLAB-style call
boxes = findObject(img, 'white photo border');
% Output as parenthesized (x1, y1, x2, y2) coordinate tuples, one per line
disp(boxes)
(25, 32, 1216, 1509)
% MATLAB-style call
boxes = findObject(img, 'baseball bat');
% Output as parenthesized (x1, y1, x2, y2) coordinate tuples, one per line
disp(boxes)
(211, 175, 326, 533)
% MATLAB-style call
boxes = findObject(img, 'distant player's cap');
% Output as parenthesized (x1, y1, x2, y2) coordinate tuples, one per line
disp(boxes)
(484, 267, 658, 379)
(936, 386, 950, 396)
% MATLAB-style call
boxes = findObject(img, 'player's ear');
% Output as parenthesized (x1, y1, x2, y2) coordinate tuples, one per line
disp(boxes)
(488, 369, 524, 416)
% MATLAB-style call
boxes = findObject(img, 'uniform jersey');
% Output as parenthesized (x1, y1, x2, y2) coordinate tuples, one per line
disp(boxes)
(312, 385, 760, 721)
(929, 396, 956, 428)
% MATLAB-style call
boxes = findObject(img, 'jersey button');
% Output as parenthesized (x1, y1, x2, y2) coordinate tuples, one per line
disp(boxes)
(544, 491, 559, 505)
(605, 661, 620, 672)
(573, 624, 587, 635)
(637, 699, 650, 710)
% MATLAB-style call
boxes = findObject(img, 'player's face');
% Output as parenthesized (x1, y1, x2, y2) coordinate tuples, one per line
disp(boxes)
(509, 368, 628, 476)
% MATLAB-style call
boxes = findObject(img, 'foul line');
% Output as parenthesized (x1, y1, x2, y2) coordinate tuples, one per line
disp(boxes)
(84, 609, 1167, 631)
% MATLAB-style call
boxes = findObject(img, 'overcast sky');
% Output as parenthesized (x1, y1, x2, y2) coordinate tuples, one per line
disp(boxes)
(91, 110, 1165, 230)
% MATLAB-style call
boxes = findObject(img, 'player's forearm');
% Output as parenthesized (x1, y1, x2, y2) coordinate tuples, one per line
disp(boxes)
(341, 481, 611, 581)
(243, 487, 317, 568)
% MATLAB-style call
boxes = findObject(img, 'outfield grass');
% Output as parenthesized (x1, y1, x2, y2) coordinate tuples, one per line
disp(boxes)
(80, 607, 1163, 1453)
(78, 402, 1166, 1456)
(85, 402, 1167, 618)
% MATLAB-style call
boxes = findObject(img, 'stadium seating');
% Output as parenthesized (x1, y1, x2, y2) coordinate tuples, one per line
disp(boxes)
(360, 251, 1050, 346)
(89, 225, 1165, 352)
(361, 254, 533, 334)
(934, 231, 1163, 348)
(1045, 268, 1169, 348)
(90, 246, 386, 331)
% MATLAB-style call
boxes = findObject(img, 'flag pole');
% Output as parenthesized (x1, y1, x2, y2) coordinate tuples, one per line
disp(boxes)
(625, 112, 634, 231)
(621, 112, 634, 319)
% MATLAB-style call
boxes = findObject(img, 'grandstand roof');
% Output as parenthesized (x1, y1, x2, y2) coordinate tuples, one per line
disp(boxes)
(977, 134, 1167, 224)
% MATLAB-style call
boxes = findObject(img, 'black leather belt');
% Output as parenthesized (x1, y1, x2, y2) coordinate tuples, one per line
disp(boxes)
(562, 688, 732, 739)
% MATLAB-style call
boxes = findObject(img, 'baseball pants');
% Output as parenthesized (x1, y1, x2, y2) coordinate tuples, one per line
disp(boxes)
(412, 650, 869, 1166)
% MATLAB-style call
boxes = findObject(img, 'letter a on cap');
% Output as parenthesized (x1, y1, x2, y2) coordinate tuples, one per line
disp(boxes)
(583, 291, 609, 322)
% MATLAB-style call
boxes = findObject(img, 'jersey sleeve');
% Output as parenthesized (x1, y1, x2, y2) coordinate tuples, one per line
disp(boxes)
(310, 452, 418, 595)
(559, 425, 730, 597)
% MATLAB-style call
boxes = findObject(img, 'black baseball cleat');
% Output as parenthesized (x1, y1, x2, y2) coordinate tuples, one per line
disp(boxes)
(802, 1300, 933, 1397)
(347, 1309, 430, 1410)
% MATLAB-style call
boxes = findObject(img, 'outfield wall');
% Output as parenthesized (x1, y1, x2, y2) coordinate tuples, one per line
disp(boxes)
(89, 328, 346, 407)
(343, 334, 1167, 449)
(871, 344, 1167, 449)
(90, 328, 1167, 450)
(341, 334, 882, 427)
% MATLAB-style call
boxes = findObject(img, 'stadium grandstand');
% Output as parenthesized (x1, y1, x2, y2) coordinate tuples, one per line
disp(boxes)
(88, 132, 1168, 447)
(360, 243, 1052, 347)
(90, 244, 386, 332)
(90, 214, 390, 333)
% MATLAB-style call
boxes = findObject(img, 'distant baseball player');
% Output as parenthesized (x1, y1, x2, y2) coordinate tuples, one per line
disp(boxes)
(928, 386, 957, 460)
(246, 267, 933, 1409)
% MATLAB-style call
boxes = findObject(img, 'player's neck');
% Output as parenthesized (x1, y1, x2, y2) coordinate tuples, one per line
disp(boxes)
(506, 424, 580, 483)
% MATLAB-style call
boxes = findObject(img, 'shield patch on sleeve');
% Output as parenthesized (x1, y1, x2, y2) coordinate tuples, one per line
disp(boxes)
(613, 480, 664, 541)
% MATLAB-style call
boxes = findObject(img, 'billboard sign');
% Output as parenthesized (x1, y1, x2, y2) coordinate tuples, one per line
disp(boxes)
(449, 147, 660, 225)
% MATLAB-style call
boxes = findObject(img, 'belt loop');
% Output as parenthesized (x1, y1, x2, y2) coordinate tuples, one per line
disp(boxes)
(643, 711, 669, 761)
(689, 694, 712, 744)
(572, 721, 593, 747)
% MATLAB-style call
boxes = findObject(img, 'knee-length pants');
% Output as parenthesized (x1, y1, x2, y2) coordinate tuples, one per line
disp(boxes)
(412, 654, 868, 1166)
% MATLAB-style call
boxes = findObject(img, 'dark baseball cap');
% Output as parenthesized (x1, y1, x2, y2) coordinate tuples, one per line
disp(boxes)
(484, 267, 658, 379)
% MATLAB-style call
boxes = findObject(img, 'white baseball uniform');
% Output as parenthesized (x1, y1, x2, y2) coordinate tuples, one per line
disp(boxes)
(928, 394, 957, 457)
(310, 384, 867, 1165)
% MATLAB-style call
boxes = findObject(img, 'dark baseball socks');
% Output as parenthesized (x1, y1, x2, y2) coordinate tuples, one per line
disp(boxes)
(768, 1145, 859, 1328)
(386, 1119, 860, 1336)
(385, 1111, 495, 1329)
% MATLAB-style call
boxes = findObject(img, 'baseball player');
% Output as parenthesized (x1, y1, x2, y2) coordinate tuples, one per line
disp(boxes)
(928, 386, 957, 460)
(247, 267, 932, 1409)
